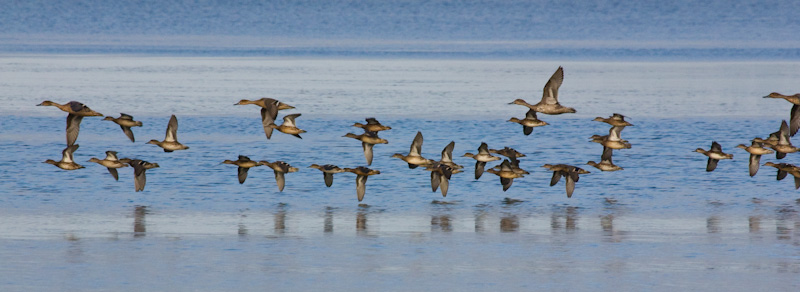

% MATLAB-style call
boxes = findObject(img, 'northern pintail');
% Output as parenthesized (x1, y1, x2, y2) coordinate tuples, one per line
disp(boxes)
(259, 160, 299, 192)
(147, 115, 189, 152)
(353, 117, 392, 132)
(268, 113, 306, 139)
(391, 131, 435, 169)
(508, 109, 548, 135)
(765, 120, 798, 159)
(103, 113, 142, 142)
(88, 150, 128, 180)
(222, 155, 261, 184)
(426, 162, 454, 197)
(486, 159, 525, 192)
(593, 113, 633, 127)
(37, 100, 103, 146)
(489, 147, 526, 163)
(763, 92, 800, 137)
(542, 164, 590, 198)
(509, 66, 576, 115)
(463, 142, 501, 179)
(234, 98, 294, 139)
(309, 164, 346, 187)
(343, 131, 388, 165)
(128, 159, 160, 192)
(587, 147, 623, 171)
(736, 141, 774, 177)
(437, 141, 463, 170)
(763, 162, 800, 189)
(694, 141, 734, 172)
(343, 166, 381, 201)
(44, 144, 84, 170)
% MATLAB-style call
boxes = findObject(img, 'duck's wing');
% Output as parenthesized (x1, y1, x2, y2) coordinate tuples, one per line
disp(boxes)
(365, 117, 380, 125)
(523, 126, 533, 136)
(779, 120, 791, 145)
(164, 115, 178, 142)
(439, 174, 449, 197)
(238, 167, 249, 184)
(601, 146, 613, 163)
(274, 171, 286, 192)
(105, 151, 119, 160)
(441, 141, 455, 163)
(791, 104, 800, 137)
(499, 159, 513, 171)
(409, 131, 423, 156)
(475, 161, 486, 179)
(356, 175, 368, 201)
(62, 144, 79, 163)
(540, 66, 564, 105)
(777, 151, 787, 159)
(777, 168, 788, 181)
(120, 125, 135, 142)
(565, 173, 575, 198)
(608, 126, 623, 141)
(431, 171, 441, 192)
(363, 142, 374, 165)
(283, 114, 301, 128)
(66, 114, 83, 146)
(260, 107, 277, 139)
(323, 172, 334, 187)
(107, 167, 119, 181)
(550, 171, 562, 186)
(525, 109, 538, 119)
(706, 158, 719, 172)
(710, 141, 723, 152)
(119, 113, 134, 120)
(477, 142, 491, 155)
(795, 175, 800, 189)
(749, 154, 761, 177)
(501, 177, 512, 192)
(132, 164, 147, 192)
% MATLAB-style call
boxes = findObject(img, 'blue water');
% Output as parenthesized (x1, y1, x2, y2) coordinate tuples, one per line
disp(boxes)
(2, 0, 800, 290)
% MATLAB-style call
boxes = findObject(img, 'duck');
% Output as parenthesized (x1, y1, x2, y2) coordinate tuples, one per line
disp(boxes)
(490, 159, 530, 175)
(694, 141, 734, 172)
(485, 159, 525, 192)
(234, 98, 295, 139)
(763, 162, 800, 189)
(437, 141, 463, 170)
(765, 120, 799, 159)
(147, 115, 189, 152)
(508, 109, 548, 135)
(128, 159, 160, 192)
(343, 131, 388, 165)
(259, 160, 299, 192)
(543, 164, 590, 198)
(736, 141, 774, 177)
(489, 147, 526, 163)
(343, 166, 381, 201)
(37, 100, 104, 146)
(88, 151, 128, 180)
(593, 113, 634, 127)
(597, 126, 632, 150)
(391, 131, 435, 169)
(509, 66, 576, 115)
(103, 113, 143, 142)
(425, 162, 454, 197)
(222, 155, 261, 184)
(268, 113, 306, 139)
(463, 142, 501, 179)
(587, 147, 624, 172)
(763, 92, 800, 137)
(353, 117, 392, 132)
(44, 144, 84, 170)
(309, 164, 346, 187)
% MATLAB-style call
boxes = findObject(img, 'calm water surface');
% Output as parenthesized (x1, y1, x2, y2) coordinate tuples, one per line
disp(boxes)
(1, 56, 800, 291)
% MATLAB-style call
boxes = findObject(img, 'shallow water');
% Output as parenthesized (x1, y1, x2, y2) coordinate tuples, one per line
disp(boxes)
(2, 56, 800, 291)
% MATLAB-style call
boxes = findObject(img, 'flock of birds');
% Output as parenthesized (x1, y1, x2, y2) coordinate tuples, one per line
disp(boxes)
(37, 66, 800, 201)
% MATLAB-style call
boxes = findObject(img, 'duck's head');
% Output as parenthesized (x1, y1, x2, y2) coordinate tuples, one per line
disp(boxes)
(735, 144, 748, 149)
(222, 160, 236, 165)
(586, 161, 598, 167)
(763, 162, 779, 168)
(87, 158, 102, 163)
(308, 164, 321, 169)
(103, 116, 115, 121)
(146, 139, 160, 145)
(508, 99, 528, 106)
(592, 117, 606, 122)
(391, 153, 405, 159)
(462, 153, 474, 158)
(342, 133, 359, 139)
(43, 159, 58, 165)
(694, 148, 707, 153)
(507, 117, 520, 123)
(352, 122, 365, 128)
(37, 100, 57, 106)
(266, 123, 279, 129)
(234, 99, 252, 105)
(277, 102, 295, 110)
(764, 92, 783, 98)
